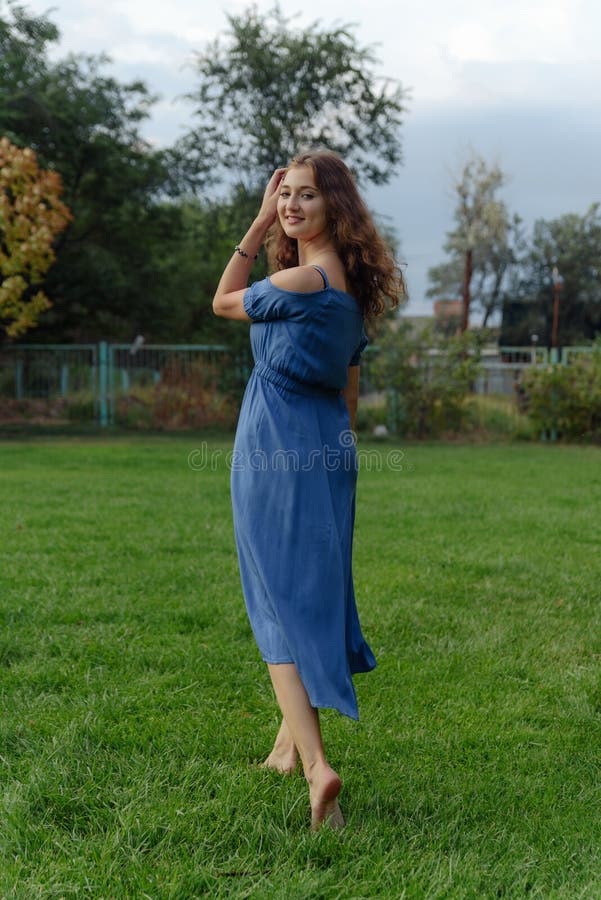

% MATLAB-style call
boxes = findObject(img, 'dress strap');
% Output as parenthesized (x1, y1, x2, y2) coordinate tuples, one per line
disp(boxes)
(311, 265, 330, 289)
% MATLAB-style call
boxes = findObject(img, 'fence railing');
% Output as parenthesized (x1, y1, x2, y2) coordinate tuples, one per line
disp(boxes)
(0, 341, 594, 429)
(102, 343, 249, 427)
(498, 345, 549, 365)
(0, 342, 247, 428)
(0, 343, 99, 424)
(359, 345, 555, 400)
(561, 345, 593, 365)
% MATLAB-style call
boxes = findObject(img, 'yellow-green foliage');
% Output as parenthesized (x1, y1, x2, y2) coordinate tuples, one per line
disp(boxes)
(0, 137, 72, 337)
(523, 342, 601, 441)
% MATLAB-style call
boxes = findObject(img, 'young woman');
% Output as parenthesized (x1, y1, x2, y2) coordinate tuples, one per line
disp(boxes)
(213, 150, 402, 830)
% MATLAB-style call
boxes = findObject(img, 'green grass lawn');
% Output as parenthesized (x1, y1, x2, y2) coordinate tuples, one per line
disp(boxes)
(1, 436, 600, 898)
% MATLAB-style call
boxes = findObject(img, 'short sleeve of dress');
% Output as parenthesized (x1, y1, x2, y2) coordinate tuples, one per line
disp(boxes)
(243, 277, 295, 322)
(349, 331, 368, 366)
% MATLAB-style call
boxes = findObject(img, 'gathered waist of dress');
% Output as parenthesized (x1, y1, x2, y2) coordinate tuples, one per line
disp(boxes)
(253, 360, 341, 398)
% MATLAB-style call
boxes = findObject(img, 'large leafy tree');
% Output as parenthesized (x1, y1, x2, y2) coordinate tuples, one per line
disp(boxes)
(172, 4, 406, 348)
(427, 155, 518, 330)
(0, 3, 195, 342)
(179, 4, 407, 193)
(0, 3, 407, 346)
(0, 137, 71, 338)
(501, 204, 601, 346)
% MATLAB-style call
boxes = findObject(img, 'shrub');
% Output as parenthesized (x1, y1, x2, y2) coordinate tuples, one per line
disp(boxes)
(66, 391, 95, 422)
(523, 342, 601, 441)
(0, 396, 69, 424)
(464, 394, 534, 440)
(115, 359, 239, 430)
(354, 398, 387, 434)
(366, 322, 485, 438)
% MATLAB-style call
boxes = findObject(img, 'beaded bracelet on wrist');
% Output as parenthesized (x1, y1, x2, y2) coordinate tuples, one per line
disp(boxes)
(234, 245, 258, 260)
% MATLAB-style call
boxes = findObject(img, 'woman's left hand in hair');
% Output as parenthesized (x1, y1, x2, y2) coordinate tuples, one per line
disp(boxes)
(256, 167, 287, 229)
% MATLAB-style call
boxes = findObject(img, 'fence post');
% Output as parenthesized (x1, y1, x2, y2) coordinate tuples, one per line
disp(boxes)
(60, 363, 69, 396)
(15, 359, 24, 399)
(108, 345, 115, 425)
(550, 346, 560, 441)
(98, 341, 108, 427)
(91, 347, 98, 422)
(386, 388, 399, 435)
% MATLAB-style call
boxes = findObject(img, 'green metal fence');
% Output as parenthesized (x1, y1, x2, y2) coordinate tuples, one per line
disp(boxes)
(104, 343, 251, 428)
(561, 345, 593, 365)
(474, 345, 550, 395)
(0, 344, 98, 424)
(0, 341, 594, 430)
(0, 342, 245, 428)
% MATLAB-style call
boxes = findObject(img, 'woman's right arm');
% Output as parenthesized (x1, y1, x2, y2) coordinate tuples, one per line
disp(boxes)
(342, 366, 360, 432)
(212, 168, 286, 320)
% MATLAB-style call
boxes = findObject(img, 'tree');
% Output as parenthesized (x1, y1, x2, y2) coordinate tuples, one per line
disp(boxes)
(0, 3, 407, 346)
(501, 204, 601, 346)
(0, 3, 194, 342)
(169, 4, 407, 348)
(179, 4, 407, 194)
(0, 2, 60, 132)
(0, 137, 71, 338)
(428, 155, 517, 330)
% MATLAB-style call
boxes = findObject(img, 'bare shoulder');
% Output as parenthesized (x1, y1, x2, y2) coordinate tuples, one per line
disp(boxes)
(269, 266, 326, 294)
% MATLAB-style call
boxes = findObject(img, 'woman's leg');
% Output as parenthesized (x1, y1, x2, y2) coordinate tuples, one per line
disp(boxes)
(261, 717, 298, 774)
(267, 663, 345, 830)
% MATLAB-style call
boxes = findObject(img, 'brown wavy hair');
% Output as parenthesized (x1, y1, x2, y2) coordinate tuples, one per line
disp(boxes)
(266, 149, 405, 317)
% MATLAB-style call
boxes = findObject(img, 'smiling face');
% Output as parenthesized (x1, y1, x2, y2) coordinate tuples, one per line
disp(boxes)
(277, 165, 329, 243)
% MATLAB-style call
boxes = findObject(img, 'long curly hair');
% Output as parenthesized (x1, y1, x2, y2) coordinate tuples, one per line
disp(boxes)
(266, 150, 405, 317)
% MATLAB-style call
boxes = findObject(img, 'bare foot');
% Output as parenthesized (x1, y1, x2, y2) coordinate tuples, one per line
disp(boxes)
(307, 764, 345, 831)
(259, 718, 298, 774)
(260, 747, 298, 775)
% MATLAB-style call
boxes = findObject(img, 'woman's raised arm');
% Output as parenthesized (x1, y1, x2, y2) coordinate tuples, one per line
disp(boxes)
(212, 168, 287, 320)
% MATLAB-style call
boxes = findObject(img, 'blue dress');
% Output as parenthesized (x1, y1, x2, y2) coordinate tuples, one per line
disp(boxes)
(231, 267, 376, 720)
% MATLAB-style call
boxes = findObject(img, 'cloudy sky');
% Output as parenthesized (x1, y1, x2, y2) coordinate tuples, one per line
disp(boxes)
(21, 0, 601, 315)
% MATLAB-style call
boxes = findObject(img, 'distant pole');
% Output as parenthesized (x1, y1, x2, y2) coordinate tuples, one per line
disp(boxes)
(530, 333, 539, 364)
(550, 267, 562, 442)
(551, 266, 561, 350)
(461, 248, 473, 333)
(99, 341, 108, 427)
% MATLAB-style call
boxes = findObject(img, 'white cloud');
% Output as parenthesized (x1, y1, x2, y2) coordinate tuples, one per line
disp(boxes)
(110, 0, 245, 44)
(440, 1, 574, 65)
(23, 0, 601, 99)
(445, 22, 501, 64)
(108, 39, 178, 66)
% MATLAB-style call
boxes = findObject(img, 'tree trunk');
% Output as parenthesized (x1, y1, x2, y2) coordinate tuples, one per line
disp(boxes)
(461, 247, 472, 332)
